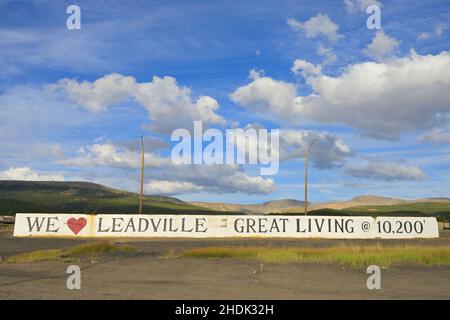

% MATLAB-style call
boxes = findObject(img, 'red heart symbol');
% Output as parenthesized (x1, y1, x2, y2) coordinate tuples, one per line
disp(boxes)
(67, 217, 87, 235)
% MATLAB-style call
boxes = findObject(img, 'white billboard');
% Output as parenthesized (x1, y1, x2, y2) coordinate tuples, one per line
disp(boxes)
(13, 213, 439, 239)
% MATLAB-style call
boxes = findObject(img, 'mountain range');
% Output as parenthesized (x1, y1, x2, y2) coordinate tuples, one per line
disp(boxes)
(0, 181, 449, 219)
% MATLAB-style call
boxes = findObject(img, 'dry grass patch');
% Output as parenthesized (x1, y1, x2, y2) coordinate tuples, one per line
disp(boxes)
(6, 241, 137, 264)
(182, 245, 450, 267)
(6, 249, 62, 263)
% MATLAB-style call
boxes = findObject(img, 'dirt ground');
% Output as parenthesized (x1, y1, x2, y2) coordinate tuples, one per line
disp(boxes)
(0, 225, 449, 300)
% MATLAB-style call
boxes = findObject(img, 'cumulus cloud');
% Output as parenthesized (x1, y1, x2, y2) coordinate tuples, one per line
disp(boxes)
(418, 128, 450, 144)
(60, 143, 169, 168)
(52, 73, 226, 133)
(363, 31, 400, 61)
(291, 59, 322, 78)
(230, 72, 300, 120)
(280, 130, 353, 169)
(232, 51, 450, 139)
(152, 164, 276, 195)
(345, 0, 382, 14)
(344, 161, 426, 181)
(317, 44, 337, 65)
(287, 14, 343, 42)
(52, 73, 136, 113)
(296, 51, 450, 138)
(221, 124, 352, 169)
(144, 180, 204, 195)
(0, 167, 65, 181)
(59, 138, 275, 195)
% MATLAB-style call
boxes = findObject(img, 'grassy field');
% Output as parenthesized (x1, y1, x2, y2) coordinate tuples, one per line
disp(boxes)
(5, 241, 137, 263)
(274, 204, 450, 222)
(182, 245, 450, 267)
(347, 203, 450, 222)
(0, 181, 229, 215)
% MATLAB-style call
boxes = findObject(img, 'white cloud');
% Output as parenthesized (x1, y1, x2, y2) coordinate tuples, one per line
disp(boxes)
(0, 167, 65, 181)
(230, 73, 300, 120)
(317, 44, 337, 65)
(344, 161, 426, 181)
(60, 143, 169, 169)
(345, 0, 382, 14)
(363, 31, 400, 61)
(144, 180, 204, 195)
(52, 73, 226, 133)
(59, 139, 275, 195)
(295, 51, 450, 138)
(232, 51, 450, 139)
(287, 14, 343, 42)
(291, 59, 322, 78)
(153, 164, 276, 195)
(417, 24, 446, 40)
(222, 125, 352, 169)
(280, 130, 353, 169)
(418, 128, 450, 144)
(53, 73, 136, 113)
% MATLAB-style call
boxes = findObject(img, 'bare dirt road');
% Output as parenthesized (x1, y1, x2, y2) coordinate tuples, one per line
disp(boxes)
(1, 225, 449, 299)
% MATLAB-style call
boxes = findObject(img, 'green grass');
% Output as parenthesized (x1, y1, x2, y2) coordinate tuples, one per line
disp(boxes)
(182, 245, 450, 267)
(62, 242, 136, 257)
(349, 202, 450, 214)
(271, 204, 450, 222)
(6, 241, 137, 263)
(6, 249, 62, 263)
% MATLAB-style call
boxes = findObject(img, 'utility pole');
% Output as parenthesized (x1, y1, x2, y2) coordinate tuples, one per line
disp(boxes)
(139, 134, 145, 214)
(304, 137, 317, 215)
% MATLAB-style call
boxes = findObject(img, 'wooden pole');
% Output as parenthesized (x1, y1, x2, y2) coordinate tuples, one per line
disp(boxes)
(304, 154, 308, 215)
(139, 134, 144, 214)
(304, 138, 317, 215)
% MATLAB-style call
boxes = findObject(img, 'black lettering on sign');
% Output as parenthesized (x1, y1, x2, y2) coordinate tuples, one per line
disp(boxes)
(46, 217, 60, 232)
(138, 218, 149, 232)
(345, 219, 354, 233)
(26, 216, 45, 232)
(247, 218, 256, 233)
(150, 218, 162, 232)
(168, 218, 178, 232)
(112, 218, 124, 232)
(234, 218, 244, 233)
(26, 216, 60, 233)
(97, 217, 110, 232)
(258, 218, 268, 233)
(124, 218, 136, 232)
(195, 218, 207, 232)
(181, 218, 194, 232)
(296, 218, 306, 233)
(314, 219, 325, 232)
(335, 218, 344, 233)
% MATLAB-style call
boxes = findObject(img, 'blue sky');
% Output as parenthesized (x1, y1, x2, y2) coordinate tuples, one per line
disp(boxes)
(0, 0, 449, 204)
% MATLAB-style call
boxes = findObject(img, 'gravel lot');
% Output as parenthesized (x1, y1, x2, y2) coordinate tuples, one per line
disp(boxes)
(1, 225, 449, 299)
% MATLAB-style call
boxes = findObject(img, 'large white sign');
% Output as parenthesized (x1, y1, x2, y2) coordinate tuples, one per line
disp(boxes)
(13, 213, 439, 239)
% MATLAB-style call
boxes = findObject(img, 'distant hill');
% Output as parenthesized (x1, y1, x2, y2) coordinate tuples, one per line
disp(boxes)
(191, 194, 450, 220)
(190, 199, 306, 215)
(310, 195, 407, 211)
(190, 195, 410, 214)
(0, 181, 224, 215)
(1, 181, 449, 220)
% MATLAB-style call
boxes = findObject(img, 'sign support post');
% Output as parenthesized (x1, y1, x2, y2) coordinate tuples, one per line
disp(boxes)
(304, 138, 317, 215)
(139, 134, 145, 214)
